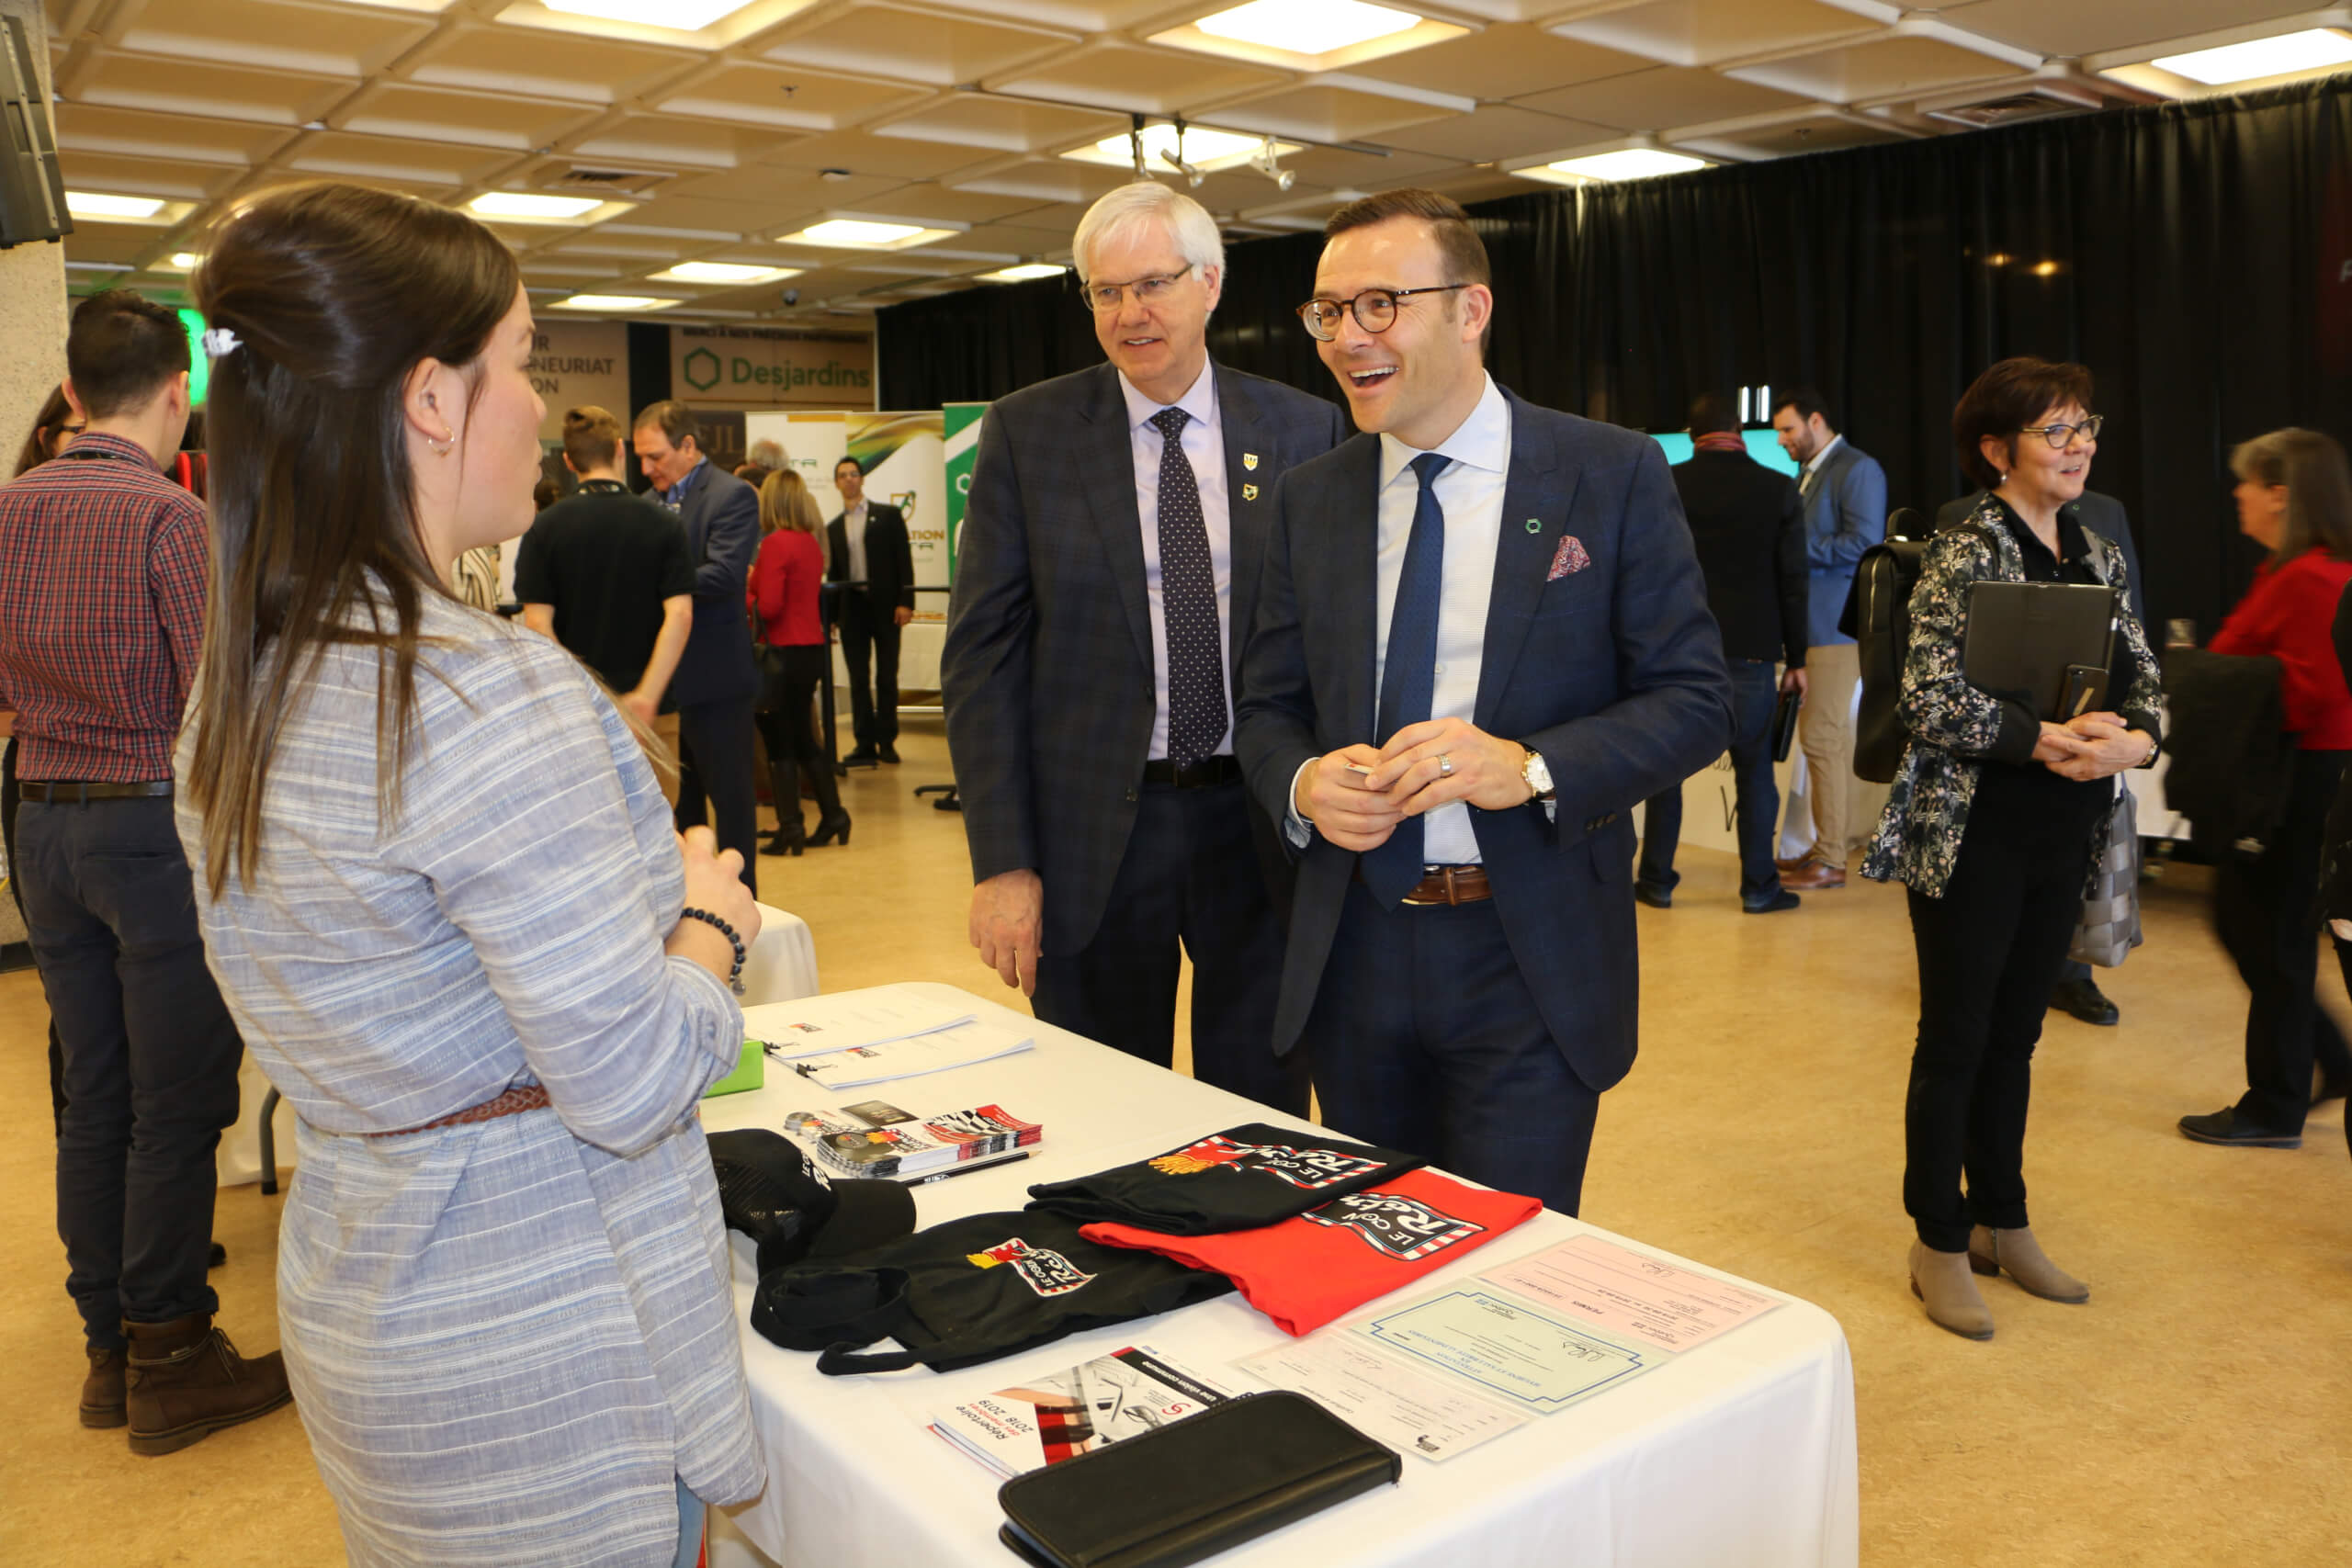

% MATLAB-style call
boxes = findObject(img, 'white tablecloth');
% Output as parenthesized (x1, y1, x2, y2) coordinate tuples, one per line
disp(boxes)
(217, 904, 820, 1189)
(832, 619, 944, 696)
(699, 982, 1859, 1568)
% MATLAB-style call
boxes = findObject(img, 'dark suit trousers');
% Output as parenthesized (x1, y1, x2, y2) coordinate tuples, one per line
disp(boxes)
(1304, 882, 1601, 1215)
(673, 696, 760, 897)
(838, 591, 900, 749)
(2, 741, 66, 1130)
(1032, 778, 1306, 1115)
(2220, 750, 2351, 1132)
(1638, 660, 1783, 905)
(17, 796, 242, 1344)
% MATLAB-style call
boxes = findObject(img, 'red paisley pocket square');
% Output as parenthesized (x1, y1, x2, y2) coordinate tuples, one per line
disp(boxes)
(1547, 535, 1592, 581)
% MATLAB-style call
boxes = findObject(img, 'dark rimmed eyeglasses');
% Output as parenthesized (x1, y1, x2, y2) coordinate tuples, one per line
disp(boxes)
(1080, 265, 1194, 312)
(1295, 285, 1470, 342)
(2018, 414, 2104, 448)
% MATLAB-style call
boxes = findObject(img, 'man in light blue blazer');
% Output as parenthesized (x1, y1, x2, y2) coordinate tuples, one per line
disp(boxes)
(1236, 190, 1728, 1214)
(1770, 388, 1885, 889)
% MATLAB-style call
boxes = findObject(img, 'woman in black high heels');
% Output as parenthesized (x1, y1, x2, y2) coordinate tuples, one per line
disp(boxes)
(750, 470, 849, 853)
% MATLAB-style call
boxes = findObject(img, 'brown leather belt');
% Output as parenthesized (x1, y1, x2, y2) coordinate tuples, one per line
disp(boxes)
(1357, 863, 1493, 906)
(368, 1084, 550, 1138)
(19, 780, 173, 802)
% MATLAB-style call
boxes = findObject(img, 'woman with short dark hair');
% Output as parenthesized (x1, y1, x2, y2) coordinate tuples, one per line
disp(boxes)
(1863, 356, 2161, 1340)
(2177, 429, 2352, 1147)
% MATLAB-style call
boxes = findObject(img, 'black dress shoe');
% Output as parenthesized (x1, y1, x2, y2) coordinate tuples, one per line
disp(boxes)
(841, 747, 878, 768)
(1744, 890, 1802, 914)
(877, 743, 900, 764)
(2050, 977, 2120, 1026)
(2177, 1108, 2301, 1148)
(207, 1242, 226, 1270)
(1634, 884, 1672, 909)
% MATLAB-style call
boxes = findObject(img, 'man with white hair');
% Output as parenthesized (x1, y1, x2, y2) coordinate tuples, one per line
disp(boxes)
(944, 181, 1347, 1110)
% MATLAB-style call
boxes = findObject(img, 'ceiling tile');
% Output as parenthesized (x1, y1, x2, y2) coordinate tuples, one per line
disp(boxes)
(334, 81, 600, 150)
(764, 4, 1079, 86)
(656, 62, 933, 132)
(567, 113, 799, 170)
(869, 94, 1127, 156)
(1679, 110, 1919, 159)
(112, 0, 434, 77)
(943, 158, 1130, 205)
(983, 39, 1290, 116)
(1276, 144, 1464, 190)
(1341, 23, 1655, 99)
(1512, 64, 1814, 130)
(760, 129, 995, 182)
(848, 181, 1057, 225)
(664, 164, 909, 209)
(1214, 84, 1462, 143)
(1932, 0, 2320, 59)
(54, 104, 292, 167)
(1548, 0, 1893, 69)
(1380, 105, 1621, 161)
(47, 151, 245, 202)
(279, 129, 513, 186)
(931, 0, 1175, 29)
(400, 22, 695, 106)
(69, 52, 354, 128)
(1724, 32, 2038, 104)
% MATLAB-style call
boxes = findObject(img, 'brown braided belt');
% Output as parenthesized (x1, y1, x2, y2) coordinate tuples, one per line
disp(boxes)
(366, 1084, 551, 1138)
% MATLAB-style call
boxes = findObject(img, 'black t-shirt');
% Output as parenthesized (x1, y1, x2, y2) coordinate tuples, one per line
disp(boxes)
(1023, 1123, 1426, 1236)
(512, 481, 695, 705)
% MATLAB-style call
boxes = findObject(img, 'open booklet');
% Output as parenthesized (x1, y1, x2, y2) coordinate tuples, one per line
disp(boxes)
(744, 992, 978, 1059)
(768, 1020, 1034, 1091)
(784, 1100, 1043, 1180)
(929, 1345, 1231, 1481)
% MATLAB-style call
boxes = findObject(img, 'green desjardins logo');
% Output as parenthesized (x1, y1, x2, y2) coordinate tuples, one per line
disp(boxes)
(683, 347, 722, 392)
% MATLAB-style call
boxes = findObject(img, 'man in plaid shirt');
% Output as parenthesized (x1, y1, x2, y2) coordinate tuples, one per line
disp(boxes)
(0, 290, 287, 1452)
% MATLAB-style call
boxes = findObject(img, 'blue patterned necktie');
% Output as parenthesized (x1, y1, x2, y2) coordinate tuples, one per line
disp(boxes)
(1150, 405, 1226, 768)
(1360, 452, 1451, 905)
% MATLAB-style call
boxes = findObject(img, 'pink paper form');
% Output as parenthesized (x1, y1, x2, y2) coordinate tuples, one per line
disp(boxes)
(1483, 1233, 1781, 1353)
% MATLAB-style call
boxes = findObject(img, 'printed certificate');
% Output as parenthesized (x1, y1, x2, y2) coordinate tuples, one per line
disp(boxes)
(1357, 1289, 1654, 1415)
(1236, 1334, 1526, 1463)
(1483, 1235, 1781, 1354)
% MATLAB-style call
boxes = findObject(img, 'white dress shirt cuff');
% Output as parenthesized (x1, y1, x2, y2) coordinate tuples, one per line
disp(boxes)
(1284, 758, 1317, 849)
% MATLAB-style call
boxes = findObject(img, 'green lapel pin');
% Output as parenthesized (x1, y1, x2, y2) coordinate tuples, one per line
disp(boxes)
(1524, 518, 1542, 534)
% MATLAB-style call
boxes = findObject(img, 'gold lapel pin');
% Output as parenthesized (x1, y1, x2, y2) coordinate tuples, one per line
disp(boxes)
(1243, 453, 1260, 470)
(1242, 483, 1259, 501)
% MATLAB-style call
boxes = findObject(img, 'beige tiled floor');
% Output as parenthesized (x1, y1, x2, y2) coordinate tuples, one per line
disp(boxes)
(3, 717, 2349, 1564)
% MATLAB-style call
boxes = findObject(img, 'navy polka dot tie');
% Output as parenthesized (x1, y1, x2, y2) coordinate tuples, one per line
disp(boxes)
(1151, 405, 1225, 768)
(1361, 452, 1451, 906)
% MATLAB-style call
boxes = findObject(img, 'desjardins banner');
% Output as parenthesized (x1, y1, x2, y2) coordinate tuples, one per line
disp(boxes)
(671, 324, 876, 409)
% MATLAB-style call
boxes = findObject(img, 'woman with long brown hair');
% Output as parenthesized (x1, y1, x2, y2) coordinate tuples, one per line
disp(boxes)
(2177, 429, 2352, 1147)
(175, 183, 763, 1566)
(749, 467, 849, 852)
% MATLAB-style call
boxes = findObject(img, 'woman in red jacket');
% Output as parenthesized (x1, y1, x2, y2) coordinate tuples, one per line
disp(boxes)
(749, 470, 849, 854)
(2179, 428, 2352, 1147)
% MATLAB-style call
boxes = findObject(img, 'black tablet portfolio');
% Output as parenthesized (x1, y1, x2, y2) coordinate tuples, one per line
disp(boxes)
(1961, 581, 2117, 720)
(996, 1391, 1399, 1568)
(1770, 685, 1800, 763)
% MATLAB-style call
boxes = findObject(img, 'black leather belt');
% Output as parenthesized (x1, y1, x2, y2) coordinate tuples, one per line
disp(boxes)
(1141, 755, 1241, 790)
(19, 780, 173, 802)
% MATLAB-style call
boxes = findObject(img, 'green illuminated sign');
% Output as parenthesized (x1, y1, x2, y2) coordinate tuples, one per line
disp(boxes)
(176, 307, 209, 406)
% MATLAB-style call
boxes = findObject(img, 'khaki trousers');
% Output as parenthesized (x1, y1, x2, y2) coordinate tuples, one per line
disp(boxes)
(1798, 642, 1860, 868)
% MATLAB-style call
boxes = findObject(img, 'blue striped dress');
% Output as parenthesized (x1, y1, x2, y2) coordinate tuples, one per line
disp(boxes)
(175, 593, 764, 1566)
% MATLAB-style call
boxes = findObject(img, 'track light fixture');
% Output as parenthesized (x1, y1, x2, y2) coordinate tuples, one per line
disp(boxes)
(1250, 138, 1295, 191)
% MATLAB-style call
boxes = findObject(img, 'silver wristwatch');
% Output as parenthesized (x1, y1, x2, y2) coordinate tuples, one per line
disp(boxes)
(1521, 747, 1555, 802)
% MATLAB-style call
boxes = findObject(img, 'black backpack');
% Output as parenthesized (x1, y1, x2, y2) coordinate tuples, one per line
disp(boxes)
(1838, 509, 1933, 784)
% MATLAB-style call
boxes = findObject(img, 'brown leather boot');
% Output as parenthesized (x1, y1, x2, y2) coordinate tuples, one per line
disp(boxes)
(124, 1314, 292, 1455)
(80, 1344, 127, 1428)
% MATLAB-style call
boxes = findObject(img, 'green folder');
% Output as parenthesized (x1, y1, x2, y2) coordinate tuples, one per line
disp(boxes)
(703, 1039, 765, 1099)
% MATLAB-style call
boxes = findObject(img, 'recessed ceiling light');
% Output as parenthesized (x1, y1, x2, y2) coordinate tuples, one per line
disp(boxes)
(469, 192, 604, 220)
(542, 0, 759, 28)
(1548, 150, 1709, 182)
(1195, 0, 1419, 56)
(800, 219, 924, 246)
(979, 264, 1068, 283)
(1064, 124, 1298, 173)
(167, 253, 203, 270)
(650, 261, 803, 286)
(66, 191, 165, 220)
(551, 294, 680, 311)
(2152, 28, 2352, 85)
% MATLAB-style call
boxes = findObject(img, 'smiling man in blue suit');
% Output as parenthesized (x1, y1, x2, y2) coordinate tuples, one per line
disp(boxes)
(1236, 190, 1729, 1213)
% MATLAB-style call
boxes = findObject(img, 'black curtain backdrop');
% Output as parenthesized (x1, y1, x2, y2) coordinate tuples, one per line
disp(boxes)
(878, 77, 2352, 638)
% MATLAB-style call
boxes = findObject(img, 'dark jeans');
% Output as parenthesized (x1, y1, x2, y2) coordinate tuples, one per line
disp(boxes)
(2, 741, 66, 1130)
(674, 695, 759, 897)
(1902, 796, 2087, 1252)
(17, 795, 243, 1344)
(837, 592, 900, 750)
(1639, 659, 1783, 906)
(1304, 882, 1601, 1215)
(1033, 778, 1306, 1115)
(753, 644, 842, 837)
(2219, 749, 2351, 1132)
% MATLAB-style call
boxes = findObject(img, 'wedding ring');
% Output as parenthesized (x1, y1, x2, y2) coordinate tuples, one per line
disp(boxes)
(1438, 753, 1454, 778)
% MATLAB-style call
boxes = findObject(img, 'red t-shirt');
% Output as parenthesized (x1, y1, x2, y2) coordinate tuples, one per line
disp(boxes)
(1080, 1169, 1540, 1337)
(2211, 547, 2352, 749)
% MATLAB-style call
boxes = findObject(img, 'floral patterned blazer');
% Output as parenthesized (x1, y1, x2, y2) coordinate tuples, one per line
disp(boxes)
(1860, 496, 2163, 898)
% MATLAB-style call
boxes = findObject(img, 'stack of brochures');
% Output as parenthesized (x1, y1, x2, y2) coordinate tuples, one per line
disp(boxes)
(785, 1100, 1043, 1181)
(929, 1346, 1229, 1479)
(747, 992, 1034, 1090)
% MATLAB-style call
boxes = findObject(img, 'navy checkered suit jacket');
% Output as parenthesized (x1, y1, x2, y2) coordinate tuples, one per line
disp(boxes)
(943, 360, 1349, 957)
(1235, 389, 1732, 1091)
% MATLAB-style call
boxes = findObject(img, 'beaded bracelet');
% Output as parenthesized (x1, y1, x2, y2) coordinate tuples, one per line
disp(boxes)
(679, 907, 747, 995)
